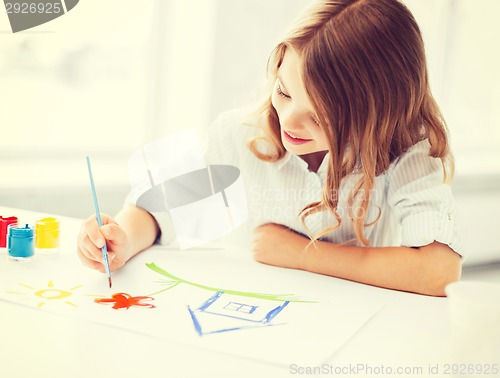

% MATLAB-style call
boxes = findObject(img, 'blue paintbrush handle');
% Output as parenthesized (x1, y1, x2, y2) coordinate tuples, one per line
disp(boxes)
(86, 156, 112, 285)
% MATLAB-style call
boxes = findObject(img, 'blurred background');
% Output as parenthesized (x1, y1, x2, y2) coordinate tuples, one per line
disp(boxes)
(1, 0, 499, 266)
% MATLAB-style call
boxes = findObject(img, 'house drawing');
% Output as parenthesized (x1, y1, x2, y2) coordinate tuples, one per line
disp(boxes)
(146, 262, 314, 336)
(187, 291, 290, 336)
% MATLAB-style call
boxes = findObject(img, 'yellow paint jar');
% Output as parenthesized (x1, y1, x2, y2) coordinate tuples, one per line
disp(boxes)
(35, 217, 60, 254)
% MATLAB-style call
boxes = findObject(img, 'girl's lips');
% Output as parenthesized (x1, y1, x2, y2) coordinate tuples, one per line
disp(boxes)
(283, 130, 312, 145)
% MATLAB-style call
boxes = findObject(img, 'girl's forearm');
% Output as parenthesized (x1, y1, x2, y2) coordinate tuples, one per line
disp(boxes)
(300, 239, 462, 296)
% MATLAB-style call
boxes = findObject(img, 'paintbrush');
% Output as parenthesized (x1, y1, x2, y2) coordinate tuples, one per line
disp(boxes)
(86, 156, 112, 288)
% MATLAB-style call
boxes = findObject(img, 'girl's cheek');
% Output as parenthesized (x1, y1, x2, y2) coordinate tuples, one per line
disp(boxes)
(271, 93, 280, 112)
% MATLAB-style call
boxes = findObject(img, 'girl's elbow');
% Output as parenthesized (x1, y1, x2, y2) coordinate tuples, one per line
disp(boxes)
(420, 243, 462, 297)
(424, 263, 461, 297)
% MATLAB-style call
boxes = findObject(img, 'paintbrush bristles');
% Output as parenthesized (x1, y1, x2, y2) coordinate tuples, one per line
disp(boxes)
(108, 277, 112, 288)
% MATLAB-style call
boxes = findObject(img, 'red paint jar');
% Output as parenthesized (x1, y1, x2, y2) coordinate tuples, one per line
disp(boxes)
(0, 216, 18, 250)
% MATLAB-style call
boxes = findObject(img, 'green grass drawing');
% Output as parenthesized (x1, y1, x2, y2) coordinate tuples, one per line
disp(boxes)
(146, 263, 316, 303)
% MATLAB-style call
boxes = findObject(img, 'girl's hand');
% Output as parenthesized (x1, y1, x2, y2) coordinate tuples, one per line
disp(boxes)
(252, 223, 310, 270)
(77, 213, 132, 273)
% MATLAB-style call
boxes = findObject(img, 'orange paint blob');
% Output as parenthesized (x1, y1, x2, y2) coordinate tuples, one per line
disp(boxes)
(94, 293, 156, 310)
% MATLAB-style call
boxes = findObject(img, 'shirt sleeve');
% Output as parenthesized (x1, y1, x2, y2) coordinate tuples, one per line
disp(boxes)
(386, 140, 464, 256)
(123, 109, 247, 246)
(123, 190, 177, 246)
(202, 109, 245, 167)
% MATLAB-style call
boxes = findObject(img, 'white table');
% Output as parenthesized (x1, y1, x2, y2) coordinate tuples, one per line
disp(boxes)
(1, 207, 498, 378)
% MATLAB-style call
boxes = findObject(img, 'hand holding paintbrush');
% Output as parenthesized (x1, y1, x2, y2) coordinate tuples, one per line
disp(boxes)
(77, 159, 157, 278)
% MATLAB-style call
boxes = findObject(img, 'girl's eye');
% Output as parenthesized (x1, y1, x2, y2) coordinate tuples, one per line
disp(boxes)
(276, 83, 291, 99)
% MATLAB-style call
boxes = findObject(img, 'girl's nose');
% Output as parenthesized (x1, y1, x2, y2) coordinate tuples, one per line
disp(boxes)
(279, 105, 303, 131)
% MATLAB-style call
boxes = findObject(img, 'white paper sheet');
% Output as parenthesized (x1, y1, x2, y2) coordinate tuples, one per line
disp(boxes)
(0, 246, 390, 366)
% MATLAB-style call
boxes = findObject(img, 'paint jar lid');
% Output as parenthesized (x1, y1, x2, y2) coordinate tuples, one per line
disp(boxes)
(8, 224, 34, 238)
(1, 216, 18, 231)
(36, 217, 59, 232)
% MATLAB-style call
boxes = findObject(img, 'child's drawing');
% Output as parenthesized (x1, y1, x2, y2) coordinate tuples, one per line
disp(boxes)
(94, 292, 156, 310)
(6, 282, 156, 311)
(188, 291, 289, 335)
(7, 281, 82, 308)
(0, 258, 388, 366)
(146, 262, 314, 336)
(146, 263, 313, 302)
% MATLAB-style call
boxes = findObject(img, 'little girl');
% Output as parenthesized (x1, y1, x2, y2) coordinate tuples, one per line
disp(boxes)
(77, 0, 463, 296)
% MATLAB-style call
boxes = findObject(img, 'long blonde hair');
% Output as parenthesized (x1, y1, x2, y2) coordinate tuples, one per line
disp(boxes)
(248, 0, 452, 245)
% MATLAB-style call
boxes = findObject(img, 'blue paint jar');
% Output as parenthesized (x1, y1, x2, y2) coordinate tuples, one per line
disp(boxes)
(8, 224, 35, 261)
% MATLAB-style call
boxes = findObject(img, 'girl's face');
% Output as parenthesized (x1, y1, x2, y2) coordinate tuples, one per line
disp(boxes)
(271, 48, 329, 156)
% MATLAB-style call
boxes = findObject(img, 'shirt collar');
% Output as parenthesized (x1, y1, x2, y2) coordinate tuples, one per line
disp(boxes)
(317, 152, 330, 174)
(276, 152, 294, 170)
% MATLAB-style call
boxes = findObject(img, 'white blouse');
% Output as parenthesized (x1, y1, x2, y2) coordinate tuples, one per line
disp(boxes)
(144, 108, 463, 256)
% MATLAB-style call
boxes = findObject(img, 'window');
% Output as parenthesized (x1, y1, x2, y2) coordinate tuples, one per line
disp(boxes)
(224, 302, 258, 315)
(405, 0, 500, 176)
(0, 0, 159, 188)
(2, 0, 498, 215)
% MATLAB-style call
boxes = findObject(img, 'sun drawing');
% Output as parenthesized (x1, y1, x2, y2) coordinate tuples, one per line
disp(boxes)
(8, 281, 82, 308)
